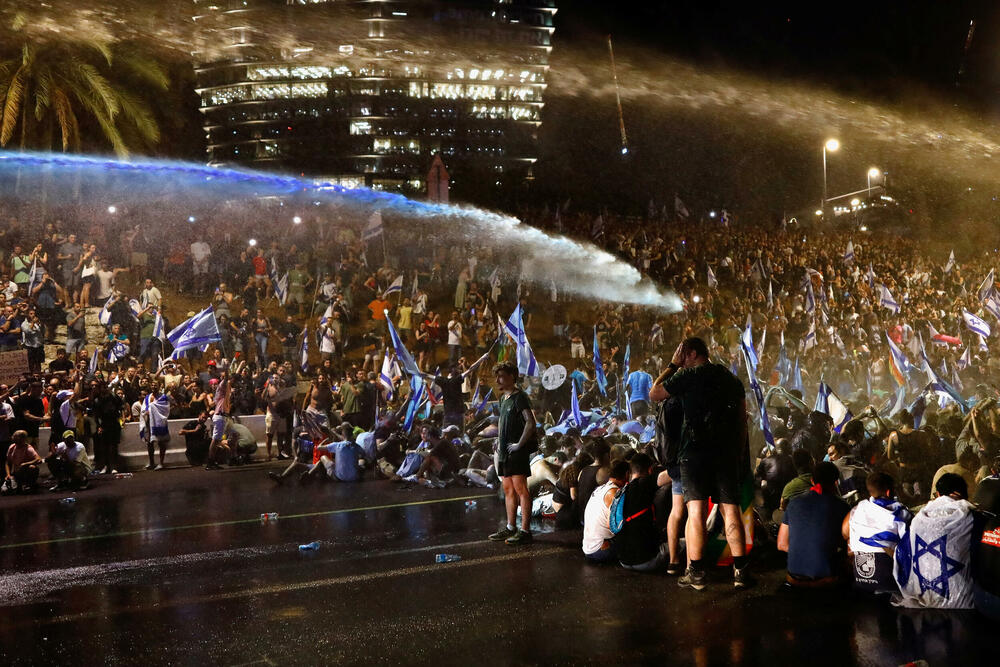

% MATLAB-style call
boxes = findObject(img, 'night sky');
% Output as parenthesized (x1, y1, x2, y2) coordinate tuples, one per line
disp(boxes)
(530, 1, 1000, 238)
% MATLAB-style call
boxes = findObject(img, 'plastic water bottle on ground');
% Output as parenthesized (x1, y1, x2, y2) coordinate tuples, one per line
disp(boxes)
(113, 473, 133, 479)
(435, 554, 461, 563)
(465, 500, 477, 511)
(260, 512, 279, 523)
(298, 541, 320, 551)
(59, 497, 76, 505)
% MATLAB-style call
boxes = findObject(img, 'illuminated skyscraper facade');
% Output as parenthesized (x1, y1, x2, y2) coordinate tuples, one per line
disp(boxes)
(192, 0, 555, 198)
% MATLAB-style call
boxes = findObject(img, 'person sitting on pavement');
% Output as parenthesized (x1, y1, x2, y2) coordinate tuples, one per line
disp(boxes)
(778, 461, 850, 588)
(179, 411, 211, 466)
(972, 455, 1000, 620)
(582, 459, 629, 563)
(3, 430, 42, 495)
(614, 453, 670, 572)
(226, 419, 259, 465)
(301, 423, 365, 483)
(893, 473, 977, 609)
(779, 449, 816, 514)
(46, 430, 93, 492)
(842, 472, 912, 594)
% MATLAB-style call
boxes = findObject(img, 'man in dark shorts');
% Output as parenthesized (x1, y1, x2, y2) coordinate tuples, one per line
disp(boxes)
(489, 362, 536, 546)
(651, 336, 750, 590)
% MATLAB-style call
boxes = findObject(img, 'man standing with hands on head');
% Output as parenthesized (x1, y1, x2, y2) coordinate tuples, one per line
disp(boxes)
(489, 361, 536, 546)
(649, 337, 751, 590)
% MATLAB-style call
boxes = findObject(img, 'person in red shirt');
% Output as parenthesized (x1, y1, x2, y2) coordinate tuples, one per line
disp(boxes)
(368, 296, 389, 335)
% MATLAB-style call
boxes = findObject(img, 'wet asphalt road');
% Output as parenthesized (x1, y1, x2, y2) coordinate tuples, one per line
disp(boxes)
(0, 465, 992, 666)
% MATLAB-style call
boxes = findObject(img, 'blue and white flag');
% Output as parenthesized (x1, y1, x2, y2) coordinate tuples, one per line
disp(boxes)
(878, 284, 900, 313)
(803, 320, 817, 352)
(741, 323, 759, 372)
(984, 292, 1000, 322)
(962, 310, 991, 339)
(166, 305, 222, 353)
(978, 269, 996, 303)
(791, 356, 803, 394)
(957, 346, 971, 371)
(378, 353, 399, 399)
(866, 264, 876, 291)
(152, 308, 166, 342)
(403, 375, 425, 433)
(909, 391, 927, 428)
(592, 327, 607, 396)
(814, 381, 830, 414)
(385, 310, 422, 377)
(921, 350, 968, 412)
(843, 240, 855, 264)
(26, 257, 40, 296)
(943, 250, 955, 274)
(805, 281, 816, 315)
(980, 334, 990, 354)
(108, 340, 129, 364)
(741, 345, 775, 451)
(707, 264, 718, 290)
(816, 381, 853, 433)
(363, 210, 384, 241)
(474, 387, 492, 415)
(88, 347, 99, 374)
(300, 326, 309, 373)
(502, 305, 539, 378)
(98, 295, 114, 326)
(383, 274, 403, 297)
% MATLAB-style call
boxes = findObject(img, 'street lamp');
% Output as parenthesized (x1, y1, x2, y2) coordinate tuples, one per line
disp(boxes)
(822, 139, 840, 214)
(867, 167, 881, 199)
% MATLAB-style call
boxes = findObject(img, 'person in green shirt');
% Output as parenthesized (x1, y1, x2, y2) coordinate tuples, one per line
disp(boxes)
(488, 361, 537, 546)
(286, 262, 310, 315)
(780, 449, 817, 510)
(339, 370, 364, 423)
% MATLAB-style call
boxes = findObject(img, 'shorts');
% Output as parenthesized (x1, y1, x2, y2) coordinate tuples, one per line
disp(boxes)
(630, 400, 649, 418)
(211, 414, 228, 441)
(666, 465, 683, 496)
(495, 446, 531, 478)
(680, 452, 740, 504)
(265, 411, 289, 435)
(193, 260, 209, 275)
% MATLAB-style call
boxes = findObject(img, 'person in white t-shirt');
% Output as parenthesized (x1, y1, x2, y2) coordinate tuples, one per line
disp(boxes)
(582, 460, 628, 562)
(447, 311, 462, 365)
(46, 430, 93, 491)
(190, 239, 212, 292)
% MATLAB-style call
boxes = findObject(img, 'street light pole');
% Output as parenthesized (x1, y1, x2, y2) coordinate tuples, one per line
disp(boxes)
(822, 139, 839, 215)
(867, 167, 880, 200)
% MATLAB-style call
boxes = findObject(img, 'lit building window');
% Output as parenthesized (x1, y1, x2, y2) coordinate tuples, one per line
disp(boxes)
(350, 120, 372, 135)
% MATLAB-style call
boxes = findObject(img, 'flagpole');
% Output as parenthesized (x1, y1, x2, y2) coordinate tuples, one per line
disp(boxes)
(308, 270, 321, 319)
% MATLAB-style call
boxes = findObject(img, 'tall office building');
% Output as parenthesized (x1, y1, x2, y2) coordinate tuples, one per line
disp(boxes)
(192, 0, 555, 199)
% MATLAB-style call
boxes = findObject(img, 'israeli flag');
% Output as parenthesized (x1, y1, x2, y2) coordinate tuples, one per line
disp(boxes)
(978, 269, 996, 303)
(866, 264, 876, 291)
(474, 388, 492, 415)
(403, 375, 425, 433)
(319, 303, 334, 325)
(984, 292, 1000, 322)
(26, 257, 40, 296)
(98, 295, 114, 326)
(88, 347, 99, 375)
(383, 274, 403, 297)
(803, 320, 817, 352)
(363, 210, 384, 241)
(707, 264, 718, 289)
(167, 305, 222, 354)
(379, 353, 397, 399)
(273, 272, 288, 305)
(805, 282, 816, 315)
(980, 334, 990, 354)
(108, 340, 129, 364)
(502, 305, 539, 378)
(962, 310, 991, 339)
(957, 346, 971, 371)
(816, 382, 853, 433)
(741, 323, 759, 371)
(385, 310, 422, 377)
(300, 326, 309, 373)
(843, 240, 855, 264)
(152, 309, 165, 342)
(878, 284, 900, 313)
(741, 345, 775, 451)
(943, 250, 955, 274)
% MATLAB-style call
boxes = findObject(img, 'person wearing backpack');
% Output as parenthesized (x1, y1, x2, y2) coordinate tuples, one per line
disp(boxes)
(612, 453, 670, 571)
(650, 336, 751, 591)
(582, 459, 630, 562)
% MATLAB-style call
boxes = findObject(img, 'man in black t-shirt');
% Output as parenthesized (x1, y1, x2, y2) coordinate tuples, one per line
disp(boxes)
(434, 365, 465, 430)
(13, 381, 47, 446)
(615, 453, 669, 571)
(180, 411, 211, 466)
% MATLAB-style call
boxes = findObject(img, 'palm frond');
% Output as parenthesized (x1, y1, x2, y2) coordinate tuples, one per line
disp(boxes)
(69, 83, 127, 157)
(115, 88, 160, 145)
(51, 88, 79, 151)
(72, 60, 120, 118)
(116, 52, 169, 90)
(0, 60, 28, 147)
(34, 68, 52, 121)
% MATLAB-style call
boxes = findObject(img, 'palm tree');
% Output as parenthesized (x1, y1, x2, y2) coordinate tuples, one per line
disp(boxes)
(0, 13, 169, 157)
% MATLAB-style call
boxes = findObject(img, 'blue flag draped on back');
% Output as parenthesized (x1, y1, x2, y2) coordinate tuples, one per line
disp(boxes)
(741, 345, 775, 451)
(592, 327, 607, 396)
(167, 306, 222, 353)
(385, 310, 422, 377)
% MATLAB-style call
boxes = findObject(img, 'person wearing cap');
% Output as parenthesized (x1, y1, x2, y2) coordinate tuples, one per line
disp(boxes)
(46, 430, 92, 491)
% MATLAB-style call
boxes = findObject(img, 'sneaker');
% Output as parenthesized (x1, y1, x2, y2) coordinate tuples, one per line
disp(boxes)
(666, 562, 684, 576)
(144, 464, 155, 471)
(488, 526, 517, 542)
(204, 463, 222, 470)
(733, 567, 754, 589)
(48, 483, 67, 493)
(678, 567, 707, 591)
(505, 530, 533, 546)
(268, 471, 284, 485)
(109, 469, 118, 475)
(154, 464, 164, 471)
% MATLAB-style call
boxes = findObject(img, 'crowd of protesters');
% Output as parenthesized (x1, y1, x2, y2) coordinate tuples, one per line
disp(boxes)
(1, 200, 1000, 618)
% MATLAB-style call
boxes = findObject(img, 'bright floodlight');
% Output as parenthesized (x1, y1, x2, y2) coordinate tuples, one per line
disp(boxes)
(107, 205, 117, 214)
(621, 146, 629, 155)
(825, 139, 840, 152)
(293, 215, 302, 224)
(815, 209, 823, 216)
(859, 225, 868, 232)
(248, 238, 257, 247)
(709, 211, 716, 218)
(188, 216, 196, 223)
(692, 295, 701, 303)
(868, 167, 880, 179)
(850, 198, 860, 206)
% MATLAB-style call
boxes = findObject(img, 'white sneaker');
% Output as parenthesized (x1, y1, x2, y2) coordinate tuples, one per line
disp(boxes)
(154, 464, 164, 471)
